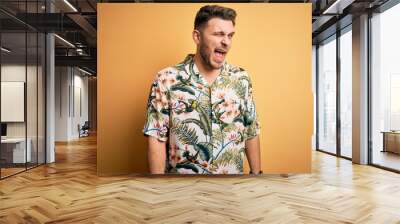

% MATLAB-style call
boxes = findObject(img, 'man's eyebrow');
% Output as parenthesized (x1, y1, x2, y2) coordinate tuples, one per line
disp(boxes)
(213, 31, 236, 35)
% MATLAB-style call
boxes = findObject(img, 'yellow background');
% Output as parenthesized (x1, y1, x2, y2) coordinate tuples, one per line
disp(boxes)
(97, 3, 312, 175)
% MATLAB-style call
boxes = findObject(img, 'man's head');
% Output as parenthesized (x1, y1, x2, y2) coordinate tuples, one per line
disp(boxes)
(193, 5, 237, 70)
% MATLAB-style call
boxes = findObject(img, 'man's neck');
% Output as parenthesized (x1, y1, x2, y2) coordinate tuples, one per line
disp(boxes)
(193, 53, 221, 79)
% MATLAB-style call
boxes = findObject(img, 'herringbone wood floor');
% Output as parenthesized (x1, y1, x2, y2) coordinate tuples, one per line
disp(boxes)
(1, 135, 400, 224)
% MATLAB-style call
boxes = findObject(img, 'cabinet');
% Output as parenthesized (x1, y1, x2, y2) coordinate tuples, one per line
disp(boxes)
(382, 131, 400, 154)
(0, 138, 32, 165)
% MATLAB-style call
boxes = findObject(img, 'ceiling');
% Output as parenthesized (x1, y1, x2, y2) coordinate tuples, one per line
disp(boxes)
(0, 0, 393, 75)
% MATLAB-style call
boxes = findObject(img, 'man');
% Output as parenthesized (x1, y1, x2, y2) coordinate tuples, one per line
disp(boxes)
(143, 5, 261, 174)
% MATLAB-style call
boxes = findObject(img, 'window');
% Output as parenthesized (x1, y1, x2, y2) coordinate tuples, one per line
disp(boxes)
(317, 36, 337, 154)
(339, 28, 352, 158)
(371, 2, 400, 171)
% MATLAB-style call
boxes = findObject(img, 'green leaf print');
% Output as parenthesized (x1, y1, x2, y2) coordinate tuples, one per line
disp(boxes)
(213, 148, 243, 171)
(233, 116, 244, 124)
(182, 118, 209, 136)
(160, 108, 169, 115)
(233, 81, 246, 99)
(170, 85, 195, 96)
(189, 62, 197, 76)
(171, 122, 198, 145)
(244, 111, 255, 126)
(198, 107, 212, 137)
(186, 99, 212, 137)
(195, 142, 213, 162)
(176, 163, 199, 173)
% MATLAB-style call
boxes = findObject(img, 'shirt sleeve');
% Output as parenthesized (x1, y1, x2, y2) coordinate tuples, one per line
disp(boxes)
(143, 75, 170, 142)
(243, 74, 261, 141)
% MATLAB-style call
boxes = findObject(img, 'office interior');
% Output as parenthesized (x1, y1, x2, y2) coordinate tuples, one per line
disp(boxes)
(0, 0, 97, 179)
(0, 0, 400, 222)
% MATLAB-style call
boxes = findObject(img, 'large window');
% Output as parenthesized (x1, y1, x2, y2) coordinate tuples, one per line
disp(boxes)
(371, 3, 400, 171)
(317, 35, 337, 154)
(339, 28, 352, 158)
(316, 26, 353, 159)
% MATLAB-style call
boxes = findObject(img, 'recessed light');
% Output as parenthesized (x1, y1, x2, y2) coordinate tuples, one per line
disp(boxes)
(54, 34, 75, 48)
(63, 0, 78, 12)
(77, 67, 93, 76)
(1, 47, 11, 53)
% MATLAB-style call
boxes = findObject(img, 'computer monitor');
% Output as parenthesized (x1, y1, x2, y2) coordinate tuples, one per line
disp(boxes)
(1, 123, 7, 137)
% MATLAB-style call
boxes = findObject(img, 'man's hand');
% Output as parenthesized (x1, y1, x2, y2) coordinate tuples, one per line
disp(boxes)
(148, 136, 167, 174)
(245, 135, 261, 174)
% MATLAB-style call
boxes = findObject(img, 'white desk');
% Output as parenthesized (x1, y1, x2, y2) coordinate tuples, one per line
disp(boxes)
(1, 138, 31, 163)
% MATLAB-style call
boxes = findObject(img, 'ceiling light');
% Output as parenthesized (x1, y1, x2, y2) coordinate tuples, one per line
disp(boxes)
(54, 34, 75, 48)
(78, 67, 93, 76)
(1, 47, 11, 53)
(63, 0, 78, 12)
(322, 0, 354, 15)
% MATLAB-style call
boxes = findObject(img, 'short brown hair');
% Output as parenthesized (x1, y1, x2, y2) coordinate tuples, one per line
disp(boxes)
(194, 5, 237, 30)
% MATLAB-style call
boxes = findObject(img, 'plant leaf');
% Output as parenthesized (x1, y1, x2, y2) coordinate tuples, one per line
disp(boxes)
(170, 85, 195, 95)
(171, 122, 198, 145)
(176, 163, 199, 173)
(195, 142, 213, 162)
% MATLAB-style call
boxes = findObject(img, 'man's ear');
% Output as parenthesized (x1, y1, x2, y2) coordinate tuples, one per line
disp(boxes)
(192, 29, 201, 45)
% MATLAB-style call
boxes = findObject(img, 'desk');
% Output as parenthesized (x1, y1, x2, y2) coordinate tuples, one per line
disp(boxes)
(382, 131, 400, 154)
(1, 138, 31, 163)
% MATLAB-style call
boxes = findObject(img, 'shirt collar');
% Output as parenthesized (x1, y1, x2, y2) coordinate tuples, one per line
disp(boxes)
(182, 54, 228, 80)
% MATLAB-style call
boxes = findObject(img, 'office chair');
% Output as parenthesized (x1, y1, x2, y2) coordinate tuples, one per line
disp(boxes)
(79, 121, 90, 138)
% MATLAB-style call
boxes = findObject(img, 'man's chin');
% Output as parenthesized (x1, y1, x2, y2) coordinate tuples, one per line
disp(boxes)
(211, 61, 224, 70)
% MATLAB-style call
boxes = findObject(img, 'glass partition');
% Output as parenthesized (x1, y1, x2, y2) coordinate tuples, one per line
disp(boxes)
(1, 30, 28, 177)
(0, 1, 46, 179)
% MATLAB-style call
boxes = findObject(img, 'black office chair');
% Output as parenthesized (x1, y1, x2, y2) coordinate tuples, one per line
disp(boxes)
(79, 121, 90, 138)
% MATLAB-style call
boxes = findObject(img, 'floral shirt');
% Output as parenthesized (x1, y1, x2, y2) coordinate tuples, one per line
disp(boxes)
(143, 54, 260, 174)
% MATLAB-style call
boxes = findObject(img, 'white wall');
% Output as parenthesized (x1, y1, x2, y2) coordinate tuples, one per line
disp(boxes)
(55, 66, 70, 141)
(1, 63, 46, 164)
(55, 67, 89, 141)
(1, 65, 39, 138)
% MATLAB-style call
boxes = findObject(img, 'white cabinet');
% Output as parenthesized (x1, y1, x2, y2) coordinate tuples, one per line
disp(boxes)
(1, 138, 32, 163)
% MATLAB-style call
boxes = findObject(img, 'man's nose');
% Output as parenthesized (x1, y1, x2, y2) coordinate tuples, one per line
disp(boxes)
(221, 36, 229, 46)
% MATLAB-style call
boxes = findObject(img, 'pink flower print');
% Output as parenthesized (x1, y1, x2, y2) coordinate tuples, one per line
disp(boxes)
(169, 144, 180, 167)
(177, 168, 197, 174)
(163, 117, 169, 126)
(201, 161, 209, 168)
(229, 132, 238, 141)
(215, 164, 238, 174)
(197, 84, 204, 90)
(161, 77, 168, 86)
(171, 102, 178, 109)
(177, 94, 185, 101)
(236, 122, 245, 132)
(154, 122, 161, 129)
(169, 77, 177, 86)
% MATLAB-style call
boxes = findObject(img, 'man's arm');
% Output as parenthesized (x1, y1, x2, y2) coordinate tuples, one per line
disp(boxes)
(245, 135, 261, 174)
(148, 136, 167, 174)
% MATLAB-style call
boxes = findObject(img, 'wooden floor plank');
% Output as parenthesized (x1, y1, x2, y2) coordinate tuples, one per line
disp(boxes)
(0, 134, 400, 223)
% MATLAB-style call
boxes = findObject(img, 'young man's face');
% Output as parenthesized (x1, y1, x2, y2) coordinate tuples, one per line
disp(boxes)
(195, 18, 235, 70)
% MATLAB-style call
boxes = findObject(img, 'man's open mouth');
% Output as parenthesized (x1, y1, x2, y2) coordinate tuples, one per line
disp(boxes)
(214, 49, 227, 61)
